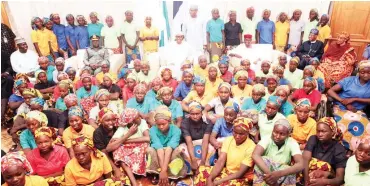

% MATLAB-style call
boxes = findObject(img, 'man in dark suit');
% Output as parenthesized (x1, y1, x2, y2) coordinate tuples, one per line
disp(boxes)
(296, 28, 324, 69)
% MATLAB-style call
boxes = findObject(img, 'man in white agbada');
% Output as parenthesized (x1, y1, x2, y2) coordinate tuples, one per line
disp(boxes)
(10, 37, 39, 83)
(182, 4, 207, 58)
(161, 32, 194, 80)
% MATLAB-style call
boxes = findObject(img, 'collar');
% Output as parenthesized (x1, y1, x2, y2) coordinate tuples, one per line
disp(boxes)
(73, 153, 95, 172)
(310, 40, 317, 44)
(189, 119, 203, 129)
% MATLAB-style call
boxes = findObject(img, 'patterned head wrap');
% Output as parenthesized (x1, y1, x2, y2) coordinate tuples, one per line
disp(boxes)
(189, 101, 202, 112)
(233, 117, 253, 132)
(160, 68, 172, 78)
(266, 74, 280, 83)
(42, 17, 52, 26)
(94, 89, 110, 101)
(252, 84, 266, 94)
(304, 65, 316, 74)
(64, 94, 78, 105)
(30, 97, 45, 107)
(234, 70, 249, 80)
(193, 75, 206, 85)
(225, 101, 240, 113)
(14, 79, 27, 96)
(275, 85, 290, 95)
(154, 106, 172, 121)
(290, 56, 300, 65)
(118, 68, 130, 79)
(150, 77, 163, 88)
(26, 111, 48, 126)
(31, 16, 42, 30)
(98, 107, 115, 122)
(358, 60, 370, 71)
(127, 73, 138, 82)
(35, 69, 46, 83)
(318, 117, 343, 141)
(22, 88, 39, 97)
(338, 31, 350, 42)
(68, 106, 83, 118)
(157, 87, 173, 100)
(218, 56, 229, 65)
(238, 109, 259, 124)
(1, 151, 33, 174)
(57, 72, 69, 81)
(295, 98, 311, 109)
(304, 77, 316, 88)
(119, 108, 139, 127)
(309, 57, 320, 65)
(274, 119, 292, 133)
(103, 73, 117, 84)
(55, 57, 65, 65)
(34, 127, 57, 140)
(218, 82, 231, 91)
(80, 73, 92, 81)
(182, 69, 194, 77)
(72, 135, 104, 158)
(267, 96, 283, 107)
(133, 83, 147, 94)
(272, 65, 284, 73)
(76, 15, 86, 25)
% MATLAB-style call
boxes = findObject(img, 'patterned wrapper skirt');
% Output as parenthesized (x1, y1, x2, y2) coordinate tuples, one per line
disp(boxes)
(177, 139, 217, 175)
(125, 46, 141, 64)
(297, 158, 332, 184)
(45, 175, 65, 186)
(88, 177, 130, 186)
(253, 156, 296, 186)
(333, 107, 370, 151)
(194, 165, 253, 186)
(80, 97, 96, 116)
(113, 142, 148, 176)
(146, 147, 188, 179)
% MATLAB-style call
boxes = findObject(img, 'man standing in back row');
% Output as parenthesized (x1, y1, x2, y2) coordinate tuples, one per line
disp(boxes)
(241, 7, 257, 42)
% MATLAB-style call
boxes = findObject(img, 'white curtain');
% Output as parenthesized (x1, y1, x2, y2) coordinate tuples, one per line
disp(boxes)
(6, 0, 331, 50)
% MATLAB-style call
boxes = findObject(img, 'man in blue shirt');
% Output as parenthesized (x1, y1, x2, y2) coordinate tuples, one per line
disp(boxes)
(257, 9, 275, 45)
(206, 8, 224, 61)
(65, 14, 77, 56)
(50, 13, 67, 57)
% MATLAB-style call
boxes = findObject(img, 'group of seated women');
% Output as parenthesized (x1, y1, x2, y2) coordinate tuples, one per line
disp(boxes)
(2, 32, 370, 186)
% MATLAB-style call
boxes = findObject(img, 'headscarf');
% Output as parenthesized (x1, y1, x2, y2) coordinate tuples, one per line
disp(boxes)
(304, 65, 316, 74)
(318, 117, 343, 141)
(274, 119, 292, 133)
(275, 85, 290, 95)
(225, 100, 240, 113)
(261, 60, 271, 66)
(218, 82, 231, 91)
(133, 83, 147, 94)
(272, 65, 284, 73)
(42, 17, 52, 27)
(57, 72, 69, 81)
(64, 94, 78, 106)
(358, 60, 370, 71)
(98, 107, 115, 122)
(234, 70, 249, 80)
(89, 12, 99, 20)
(296, 98, 311, 109)
(262, 9, 271, 16)
(30, 97, 45, 107)
(68, 106, 83, 118)
(267, 96, 283, 107)
(189, 101, 202, 112)
(55, 57, 65, 65)
(76, 15, 87, 25)
(22, 88, 39, 97)
(252, 84, 266, 94)
(289, 56, 300, 65)
(94, 89, 110, 101)
(1, 151, 33, 174)
(26, 110, 48, 126)
(182, 69, 194, 77)
(309, 57, 319, 65)
(66, 14, 74, 20)
(35, 69, 46, 83)
(266, 74, 280, 83)
(304, 77, 316, 88)
(150, 77, 163, 88)
(233, 117, 253, 132)
(118, 68, 130, 79)
(238, 109, 259, 124)
(160, 68, 172, 78)
(50, 13, 59, 20)
(218, 56, 229, 65)
(338, 31, 350, 43)
(154, 106, 172, 121)
(276, 12, 288, 22)
(193, 75, 206, 85)
(157, 87, 173, 99)
(127, 73, 138, 82)
(14, 78, 26, 96)
(34, 127, 57, 140)
(119, 108, 139, 127)
(72, 135, 104, 158)
(31, 17, 42, 30)
(103, 73, 117, 84)
(290, 9, 302, 20)
(309, 8, 319, 21)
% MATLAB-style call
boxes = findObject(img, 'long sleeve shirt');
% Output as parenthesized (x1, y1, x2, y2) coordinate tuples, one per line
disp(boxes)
(182, 17, 207, 52)
(296, 40, 324, 59)
(83, 47, 109, 66)
(10, 50, 40, 73)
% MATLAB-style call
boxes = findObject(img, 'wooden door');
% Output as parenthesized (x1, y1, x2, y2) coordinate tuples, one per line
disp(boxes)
(330, 1, 370, 60)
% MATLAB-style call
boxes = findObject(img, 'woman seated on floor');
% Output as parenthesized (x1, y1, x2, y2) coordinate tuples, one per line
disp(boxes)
(1, 151, 48, 186)
(344, 138, 370, 186)
(194, 117, 256, 186)
(174, 69, 194, 101)
(289, 77, 322, 115)
(252, 119, 304, 186)
(34, 69, 56, 95)
(274, 85, 294, 117)
(299, 65, 325, 93)
(238, 109, 260, 143)
(151, 87, 183, 127)
(99, 73, 123, 105)
(288, 98, 317, 150)
(88, 89, 111, 128)
(205, 64, 224, 97)
(107, 108, 150, 186)
(20, 110, 48, 154)
(76, 73, 99, 114)
(231, 70, 253, 106)
(146, 107, 187, 184)
(203, 82, 236, 124)
(181, 76, 214, 112)
(64, 135, 114, 186)
(264, 75, 279, 100)
(178, 101, 215, 174)
(26, 127, 70, 186)
(145, 77, 163, 101)
(258, 96, 286, 140)
(301, 117, 347, 186)
(327, 60, 370, 152)
(8, 79, 33, 112)
(126, 83, 152, 119)
(122, 73, 138, 105)
(241, 83, 266, 112)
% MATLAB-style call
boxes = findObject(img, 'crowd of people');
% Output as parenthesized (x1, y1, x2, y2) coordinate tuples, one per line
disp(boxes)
(1, 4, 370, 186)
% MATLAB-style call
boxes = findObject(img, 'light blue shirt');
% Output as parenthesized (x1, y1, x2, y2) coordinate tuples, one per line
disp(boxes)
(55, 97, 67, 111)
(241, 98, 267, 112)
(257, 19, 275, 44)
(212, 118, 233, 138)
(336, 76, 370, 110)
(149, 124, 181, 150)
(206, 18, 224, 42)
(87, 23, 104, 38)
(20, 129, 37, 149)
(76, 85, 99, 103)
(126, 97, 152, 114)
(174, 81, 192, 100)
(150, 100, 184, 120)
